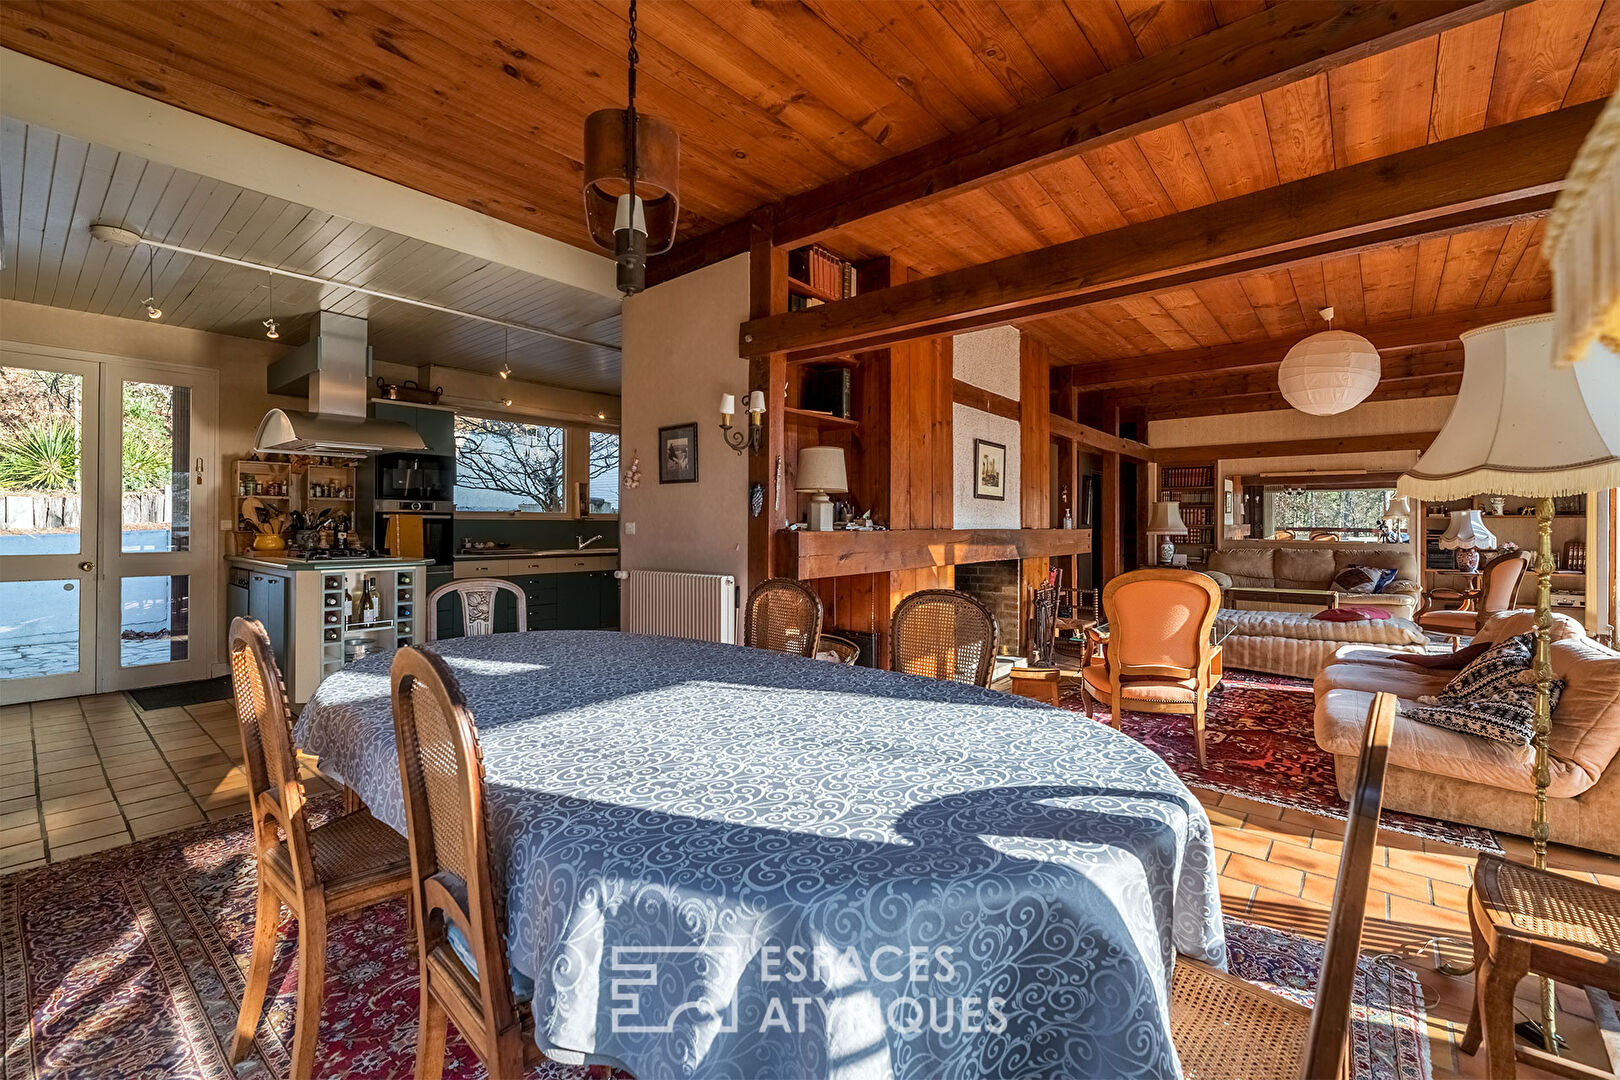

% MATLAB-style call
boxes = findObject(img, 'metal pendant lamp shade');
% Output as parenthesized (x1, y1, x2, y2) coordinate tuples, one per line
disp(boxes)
(1398, 314, 1620, 502)
(1546, 90, 1620, 368)
(1277, 327, 1382, 416)
(583, 109, 680, 254)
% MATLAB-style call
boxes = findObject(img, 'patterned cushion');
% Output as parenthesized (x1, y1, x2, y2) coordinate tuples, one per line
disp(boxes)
(1405, 633, 1565, 745)
(1372, 567, 1400, 593)
(1314, 606, 1393, 622)
(1332, 565, 1382, 594)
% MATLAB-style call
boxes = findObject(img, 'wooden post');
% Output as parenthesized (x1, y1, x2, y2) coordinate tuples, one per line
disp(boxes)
(1101, 452, 1122, 582)
(747, 209, 788, 593)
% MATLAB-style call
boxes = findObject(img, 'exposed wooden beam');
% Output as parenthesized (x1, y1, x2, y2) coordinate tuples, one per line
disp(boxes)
(1108, 349, 1463, 407)
(780, 528, 1092, 580)
(1142, 374, 1463, 421)
(772, 0, 1525, 247)
(747, 209, 788, 591)
(741, 103, 1598, 362)
(1057, 302, 1547, 389)
(1154, 432, 1440, 465)
(647, 217, 751, 289)
(951, 379, 1020, 422)
(1049, 415, 1153, 461)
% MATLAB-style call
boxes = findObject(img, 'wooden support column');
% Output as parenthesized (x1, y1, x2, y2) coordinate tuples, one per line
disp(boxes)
(747, 209, 788, 593)
(1019, 335, 1051, 530)
(1101, 451, 1123, 582)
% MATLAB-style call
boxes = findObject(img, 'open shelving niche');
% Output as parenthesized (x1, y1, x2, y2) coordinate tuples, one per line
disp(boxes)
(782, 245, 866, 525)
(1421, 493, 1592, 617)
(1157, 464, 1217, 567)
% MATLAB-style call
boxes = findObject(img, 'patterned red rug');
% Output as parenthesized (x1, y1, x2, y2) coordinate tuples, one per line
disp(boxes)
(1, 797, 1433, 1080)
(1059, 667, 1502, 852)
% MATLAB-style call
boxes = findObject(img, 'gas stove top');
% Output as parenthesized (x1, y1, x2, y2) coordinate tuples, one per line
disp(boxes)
(287, 547, 384, 562)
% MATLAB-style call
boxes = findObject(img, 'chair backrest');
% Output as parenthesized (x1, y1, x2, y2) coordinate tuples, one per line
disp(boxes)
(1309, 531, 1340, 541)
(1480, 550, 1531, 616)
(744, 577, 823, 657)
(1273, 529, 1296, 540)
(890, 589, 999, 687)
(1301, 691, 1396, 1080)
(428, 578, 527, 640)
(229, 616, 318, 890)
(390, 645, 519, 1057)
(1100, 570, 1220, 677)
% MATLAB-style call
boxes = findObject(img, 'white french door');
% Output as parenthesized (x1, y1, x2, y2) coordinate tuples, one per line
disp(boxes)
(1, 348, 217, 703)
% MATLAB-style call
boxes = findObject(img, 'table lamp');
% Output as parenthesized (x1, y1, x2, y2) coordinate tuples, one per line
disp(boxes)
(1145, 500, 1187, 565)
(795, 446, 848, 532)
(1381, 496, 1414, 542)
(1438, 509, 1497, 572)
(1400, 313, 1620, 1052)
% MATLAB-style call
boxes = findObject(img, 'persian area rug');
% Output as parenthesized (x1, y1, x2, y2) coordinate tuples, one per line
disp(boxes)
(1060, 667, 1501, 852)
(2, 799, 1433, 1080)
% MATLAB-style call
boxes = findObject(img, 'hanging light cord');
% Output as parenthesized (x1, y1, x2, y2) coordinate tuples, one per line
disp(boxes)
(626, 0, 639, 203)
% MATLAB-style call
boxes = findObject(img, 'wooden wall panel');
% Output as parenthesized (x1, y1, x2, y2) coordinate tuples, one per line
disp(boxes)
(1020, 334, 1052, 528)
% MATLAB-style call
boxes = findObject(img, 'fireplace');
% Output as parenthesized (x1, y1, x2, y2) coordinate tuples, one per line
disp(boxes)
(953, 559, 1022, 654)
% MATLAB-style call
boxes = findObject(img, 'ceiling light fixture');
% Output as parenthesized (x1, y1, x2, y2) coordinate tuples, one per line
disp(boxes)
(582, 0, 679, 295)
(1277, 306, 1380, 416)
(87, 221, 619, 352)
(262, 272, 279, 339)
(141, 246, 162, 320)
(500, 328, 512, 378)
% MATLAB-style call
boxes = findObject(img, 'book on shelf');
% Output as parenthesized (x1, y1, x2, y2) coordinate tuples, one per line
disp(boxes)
(789, 245, 858, 300)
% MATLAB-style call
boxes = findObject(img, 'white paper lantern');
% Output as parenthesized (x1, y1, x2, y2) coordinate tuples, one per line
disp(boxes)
(1276, 328, 1381, 415)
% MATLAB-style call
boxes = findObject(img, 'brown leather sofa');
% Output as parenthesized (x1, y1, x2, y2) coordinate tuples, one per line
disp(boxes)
(1205, 543, 1422, 618)
(1313, 610, 1620, 854)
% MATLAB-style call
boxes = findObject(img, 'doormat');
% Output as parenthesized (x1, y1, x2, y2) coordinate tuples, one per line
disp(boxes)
(129, 676, 232, 711)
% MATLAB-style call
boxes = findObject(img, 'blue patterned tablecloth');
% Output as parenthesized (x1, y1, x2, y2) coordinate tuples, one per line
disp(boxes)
(296, 631, 1225, 1079)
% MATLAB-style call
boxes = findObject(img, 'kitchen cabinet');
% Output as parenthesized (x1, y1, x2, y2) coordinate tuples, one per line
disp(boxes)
(438, 556, 618, 635)
(374, 402, 456, 457)
(247, 570, 289, 672)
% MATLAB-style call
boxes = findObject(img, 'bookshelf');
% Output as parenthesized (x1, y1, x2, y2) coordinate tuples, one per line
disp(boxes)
(1158, 464, 1216, 564)
(1421, 493, 1590, 617)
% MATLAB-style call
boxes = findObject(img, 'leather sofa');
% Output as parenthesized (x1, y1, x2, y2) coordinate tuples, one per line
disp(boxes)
(1314, 609, 1620, 855)
(1204, 543, 1422, 619)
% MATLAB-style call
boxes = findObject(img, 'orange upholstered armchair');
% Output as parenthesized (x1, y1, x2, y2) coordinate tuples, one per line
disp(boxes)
(1080, 569, 1223, 764)
(1417, 550, 1531, 649)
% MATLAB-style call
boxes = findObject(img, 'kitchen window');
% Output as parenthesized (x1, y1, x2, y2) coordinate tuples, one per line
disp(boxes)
(587, 431, 619, 516)
(453, 415, 567, 514)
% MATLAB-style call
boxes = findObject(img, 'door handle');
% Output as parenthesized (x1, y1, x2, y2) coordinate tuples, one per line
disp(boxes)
(79, 561, 95, 572)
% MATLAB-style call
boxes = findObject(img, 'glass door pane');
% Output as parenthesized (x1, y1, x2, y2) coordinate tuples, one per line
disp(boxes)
(0, 355, 99, 703)
(120, 381, 191, 553)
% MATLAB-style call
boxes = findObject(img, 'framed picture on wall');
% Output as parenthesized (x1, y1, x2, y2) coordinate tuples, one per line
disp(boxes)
(658, 423, 699, 484)
(1079, 475, 1095, 526)
(973, 438, 1006, 501)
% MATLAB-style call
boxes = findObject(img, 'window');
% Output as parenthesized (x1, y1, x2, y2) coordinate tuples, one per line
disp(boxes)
(454, 415, 567, 513)
(1259, 485, 1396, 541)
(587, 431, 619, 516)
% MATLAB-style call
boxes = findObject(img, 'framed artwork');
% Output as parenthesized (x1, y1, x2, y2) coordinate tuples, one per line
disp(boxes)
(1079, 475, 1096, 526)
(973, 438, 1006, 501)
(1223, 479, 1236, 525)
(658, 423, 699, 484)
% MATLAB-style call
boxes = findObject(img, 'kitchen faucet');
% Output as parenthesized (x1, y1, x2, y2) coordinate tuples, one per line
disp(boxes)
(577, 534, 604, 549)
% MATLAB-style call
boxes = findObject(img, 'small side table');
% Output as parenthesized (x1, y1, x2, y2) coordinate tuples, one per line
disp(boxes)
(1008, 667, 1062, 706)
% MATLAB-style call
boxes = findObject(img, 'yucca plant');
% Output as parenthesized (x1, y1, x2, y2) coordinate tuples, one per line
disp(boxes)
(0, 420, 80, 491)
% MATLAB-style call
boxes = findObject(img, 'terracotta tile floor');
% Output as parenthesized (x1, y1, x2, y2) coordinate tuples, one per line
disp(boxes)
(0, 692, 330, 871)
(2, 691, 1617, 1077)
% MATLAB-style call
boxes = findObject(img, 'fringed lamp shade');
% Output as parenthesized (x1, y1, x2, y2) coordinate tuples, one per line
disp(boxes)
(1547, 90, 1620, 368)
(1398, 315, 1620, 502)
(1438, 510, 1496, 551)
(1276, 329, 1381, 415)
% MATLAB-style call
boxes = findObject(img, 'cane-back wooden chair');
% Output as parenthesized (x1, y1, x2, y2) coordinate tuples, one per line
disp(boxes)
(1169, 692, 1396, 1079)
(744, 577, 824, 657)
(890, 589, 999, 687)
(227, 617, 411, 1080)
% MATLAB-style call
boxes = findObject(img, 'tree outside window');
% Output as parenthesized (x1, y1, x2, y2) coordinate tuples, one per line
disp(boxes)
(588, 431, 619, 515)
(454, 416, 568, 512)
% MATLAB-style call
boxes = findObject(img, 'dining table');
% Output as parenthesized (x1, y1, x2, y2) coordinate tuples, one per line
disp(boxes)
(294, 630, 1226, 1080)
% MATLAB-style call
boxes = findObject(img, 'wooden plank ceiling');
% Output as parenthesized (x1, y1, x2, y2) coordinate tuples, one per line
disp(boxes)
(2, 0, 1615, 413)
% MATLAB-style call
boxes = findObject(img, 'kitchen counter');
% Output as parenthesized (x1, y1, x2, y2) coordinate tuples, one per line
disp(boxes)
(454, 548, 618, 559)
(229, 554, 430, 571)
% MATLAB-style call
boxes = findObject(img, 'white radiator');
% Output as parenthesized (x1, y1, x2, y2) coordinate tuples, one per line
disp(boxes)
(616, 570, 738, 644)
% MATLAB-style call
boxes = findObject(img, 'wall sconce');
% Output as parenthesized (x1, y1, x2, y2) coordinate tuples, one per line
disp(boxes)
(719, 390, 766, 454)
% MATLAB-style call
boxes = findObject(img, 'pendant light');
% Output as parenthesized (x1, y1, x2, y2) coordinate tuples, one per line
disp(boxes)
(499, 328, 511, 378)
(262, 272, 280, 339)
(582, 0, 679, 295)
(141, 247, 162, 320)
(1277, 306, 1381, 415)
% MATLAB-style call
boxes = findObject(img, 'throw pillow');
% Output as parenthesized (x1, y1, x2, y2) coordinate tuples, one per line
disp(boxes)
(1314, 606, 1393, 622)
(1404, 633, 1565, 745)
(1372, 567, 1400, 593)
(1332, 565, 1382, 594)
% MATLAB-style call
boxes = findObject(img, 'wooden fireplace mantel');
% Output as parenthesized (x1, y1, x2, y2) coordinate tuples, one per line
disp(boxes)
(779, 528, 1093, 580)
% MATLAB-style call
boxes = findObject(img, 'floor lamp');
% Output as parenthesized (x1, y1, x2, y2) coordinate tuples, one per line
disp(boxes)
(1398, 314, 1620, 1052)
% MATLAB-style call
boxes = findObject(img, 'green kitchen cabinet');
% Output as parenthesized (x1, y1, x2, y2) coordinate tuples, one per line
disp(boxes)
(373, 402, 456, 456)
(556, 573, 599, 630)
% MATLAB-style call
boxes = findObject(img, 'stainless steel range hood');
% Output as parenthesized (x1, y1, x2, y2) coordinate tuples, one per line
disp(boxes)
(255, 311, 427, 454)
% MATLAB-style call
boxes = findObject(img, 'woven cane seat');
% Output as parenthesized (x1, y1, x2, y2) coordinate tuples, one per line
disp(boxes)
(1170, 962, 1311, 1080)
(1476, 855, 1620, 953)
(266, 808, 411, 901)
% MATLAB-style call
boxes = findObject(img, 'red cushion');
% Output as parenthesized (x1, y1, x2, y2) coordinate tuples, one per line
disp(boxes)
(1313, 605, 1393, 622)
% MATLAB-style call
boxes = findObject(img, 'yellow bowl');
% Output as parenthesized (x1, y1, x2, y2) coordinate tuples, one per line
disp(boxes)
(252, 533, 287, 551)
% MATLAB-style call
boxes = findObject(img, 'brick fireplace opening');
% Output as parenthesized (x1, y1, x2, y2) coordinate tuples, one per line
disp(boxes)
(954, 559, 1022, 654)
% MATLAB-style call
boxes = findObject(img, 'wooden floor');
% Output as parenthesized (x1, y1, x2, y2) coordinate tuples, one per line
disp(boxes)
(1, 691, 1616, 1076)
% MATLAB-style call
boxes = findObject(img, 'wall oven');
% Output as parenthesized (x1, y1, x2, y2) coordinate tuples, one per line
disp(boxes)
(375, 500, 454, 567)
(375, 453, 453, 504)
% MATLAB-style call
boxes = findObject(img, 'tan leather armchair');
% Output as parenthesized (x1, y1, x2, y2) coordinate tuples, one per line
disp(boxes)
(1080, 570, 1223, 765)
(1417, 550, 1531, 649)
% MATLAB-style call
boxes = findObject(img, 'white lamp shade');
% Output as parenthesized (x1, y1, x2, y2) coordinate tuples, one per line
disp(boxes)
(1382, 496, 1415, 521)
(1399, 315, 1620, 500)
(1144, 500, 1186, 535)
(1439, 509, 1496, 550)
(795, 446, 848, 493)
(719, 393, 736, 415)
(1277, 329, 1382, 415)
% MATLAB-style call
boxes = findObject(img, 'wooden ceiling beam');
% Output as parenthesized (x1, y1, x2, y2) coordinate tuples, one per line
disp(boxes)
(771, 0, 1526, 248)
(1057, 301, 1547, 388)
(741, 102, 1598, 362)
(1155, 432, 1441, 465)
(1048, 415, 1153, 461)
(1105, 349, 1463, 407)
(1140, 374, 1464, 421)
